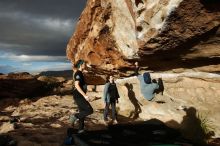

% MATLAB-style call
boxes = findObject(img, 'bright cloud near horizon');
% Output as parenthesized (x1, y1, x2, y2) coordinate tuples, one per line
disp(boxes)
(0, 0, 87, 74)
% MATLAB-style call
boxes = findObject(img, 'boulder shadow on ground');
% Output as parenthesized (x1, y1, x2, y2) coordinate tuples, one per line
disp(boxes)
(67, 119, 193, 146)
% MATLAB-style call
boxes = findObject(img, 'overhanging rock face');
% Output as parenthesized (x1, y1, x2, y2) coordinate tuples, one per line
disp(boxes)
(66, 0, 220, 73)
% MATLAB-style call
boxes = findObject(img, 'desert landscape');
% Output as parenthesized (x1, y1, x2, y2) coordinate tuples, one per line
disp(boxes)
(1, 0, 220, 145)
(0, 70, 220, 146)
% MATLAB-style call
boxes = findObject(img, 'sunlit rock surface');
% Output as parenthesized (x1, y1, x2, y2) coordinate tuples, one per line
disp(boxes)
(115, 72, 220, 138)
(1, 72, 220, 145)
(66, 0, 220, 73)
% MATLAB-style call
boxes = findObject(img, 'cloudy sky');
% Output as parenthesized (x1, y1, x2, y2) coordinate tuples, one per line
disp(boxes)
(0, 0, 87, 74)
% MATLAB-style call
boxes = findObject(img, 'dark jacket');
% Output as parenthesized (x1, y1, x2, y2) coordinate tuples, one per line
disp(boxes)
(103, 82, 120, 103)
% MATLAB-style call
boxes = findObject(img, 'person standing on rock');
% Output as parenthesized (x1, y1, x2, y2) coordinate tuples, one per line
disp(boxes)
(134, 61, 140, 76)
(69, 59, 93, 133)
(103, 75, 120, 124)
(138, 72, 160, 101)
(130, 61, 140, 76)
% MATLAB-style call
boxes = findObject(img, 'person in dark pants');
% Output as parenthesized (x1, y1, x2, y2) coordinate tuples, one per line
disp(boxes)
(103, 75, 120, 124)
(130, 61, 140, 76)
(134, 61, 140, 76)
(70, 60, 93, 133)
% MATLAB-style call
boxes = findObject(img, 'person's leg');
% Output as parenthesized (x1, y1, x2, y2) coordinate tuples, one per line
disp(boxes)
(111, 102, 117, 121)
(78, 117, 84, 132)
(73, 92, 93, 130)
(75, 100, 93, 119)
(74, 92, 93, 118)
(70, 90, 80, 124)
(103, 102, 110, 121)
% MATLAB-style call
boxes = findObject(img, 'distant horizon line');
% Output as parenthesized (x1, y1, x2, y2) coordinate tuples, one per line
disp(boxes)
(0, 69, 73, 75)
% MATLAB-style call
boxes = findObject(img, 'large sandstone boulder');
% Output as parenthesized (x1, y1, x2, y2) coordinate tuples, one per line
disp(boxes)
(86, 72, 220, 138)
(66, 0, 220, 73)
(115, 72, 220, 138)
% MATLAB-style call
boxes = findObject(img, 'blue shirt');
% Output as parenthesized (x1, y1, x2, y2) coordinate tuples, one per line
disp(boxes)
(138, 75, 159, 100)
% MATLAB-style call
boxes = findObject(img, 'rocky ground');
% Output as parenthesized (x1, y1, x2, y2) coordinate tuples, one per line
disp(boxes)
(0, 95, 102, 146)
(0, 95, 142, 146)
(0, 71, 220, 146)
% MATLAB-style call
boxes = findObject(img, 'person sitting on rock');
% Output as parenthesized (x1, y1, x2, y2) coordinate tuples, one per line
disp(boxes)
(138, 72, 160, 101)
(103, 75, 120, 124)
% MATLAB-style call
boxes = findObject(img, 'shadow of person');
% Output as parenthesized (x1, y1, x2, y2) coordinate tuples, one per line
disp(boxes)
(180, 107, 213, 146)
(124, 83, 142, 120)
(135, 0, 144, 7)
(200, 0, 220, 12)
(158, 78, 164, 95)
(153, 78, 164, 95)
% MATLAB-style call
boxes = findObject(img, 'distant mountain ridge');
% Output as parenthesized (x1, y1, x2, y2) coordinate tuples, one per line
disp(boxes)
(39, 70, 73, 79)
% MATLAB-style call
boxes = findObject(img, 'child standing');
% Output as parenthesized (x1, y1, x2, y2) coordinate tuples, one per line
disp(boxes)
(103, 75, 120, 124)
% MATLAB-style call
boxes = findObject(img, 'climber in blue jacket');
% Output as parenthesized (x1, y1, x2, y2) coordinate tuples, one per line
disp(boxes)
(138, 72, 160, 101)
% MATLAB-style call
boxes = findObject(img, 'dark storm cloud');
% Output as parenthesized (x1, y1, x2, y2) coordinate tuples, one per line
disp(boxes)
(0, 0, 87, 56)
(0, 0, 87, 20)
